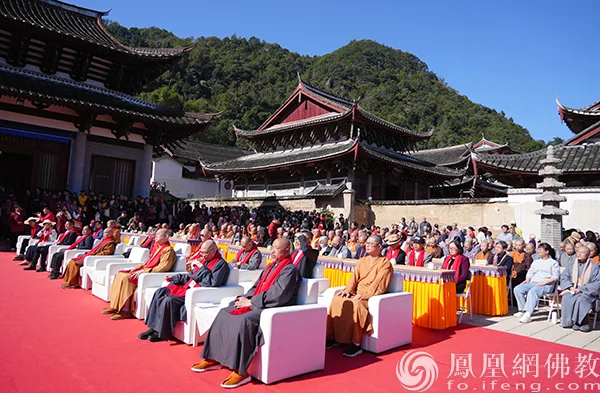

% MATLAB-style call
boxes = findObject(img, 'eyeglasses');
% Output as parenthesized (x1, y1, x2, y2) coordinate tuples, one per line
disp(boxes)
(365, 242, 381, 246)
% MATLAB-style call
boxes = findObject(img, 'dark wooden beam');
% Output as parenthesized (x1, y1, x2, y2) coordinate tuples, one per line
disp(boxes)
(71, 51, 92, 82)
(7, 33, 30, 67)
(40, 43, 62, 75)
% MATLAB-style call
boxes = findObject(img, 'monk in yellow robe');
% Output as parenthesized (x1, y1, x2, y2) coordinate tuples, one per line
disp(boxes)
(107, 219, 121, 243)
(326, 234, 393, 357)
(102, 229, 176, 320)
(61, 228, 117, 289)
(476, 240, 492, 261)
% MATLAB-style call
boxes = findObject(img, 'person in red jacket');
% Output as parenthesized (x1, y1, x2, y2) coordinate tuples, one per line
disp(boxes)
(267, 218, 280, 241)
(9, 205, 26, 250)
(38, 207, 56, 224)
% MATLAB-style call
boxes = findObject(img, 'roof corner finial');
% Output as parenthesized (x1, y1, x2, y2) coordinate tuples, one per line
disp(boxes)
(297, 72, 303, 86)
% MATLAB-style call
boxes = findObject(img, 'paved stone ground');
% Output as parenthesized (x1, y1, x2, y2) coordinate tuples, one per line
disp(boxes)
(464, 306, 600, 351)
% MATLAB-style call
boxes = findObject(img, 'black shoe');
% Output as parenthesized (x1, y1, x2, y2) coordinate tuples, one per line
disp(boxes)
(148, 332, 164, 342)
(138, 329, 156, 340)
(326, 340, 337, 349)
(36, 267, 46, 272)
(580, 324, 592, 333)
(573, 324, 581, 331)
(23, 265, 36, 270)
(49, 272, 60, 280)
(342, 343, 363, 358)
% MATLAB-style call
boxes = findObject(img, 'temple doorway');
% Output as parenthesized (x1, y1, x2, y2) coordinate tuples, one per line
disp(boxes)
(0, 151, 33, 195)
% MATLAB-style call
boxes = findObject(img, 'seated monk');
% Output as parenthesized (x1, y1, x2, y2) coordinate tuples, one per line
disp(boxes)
(510, 239, 532, 288)
(48, 226, 94, 279)
(426, 237, 444, 259)
(442, 240, 471, 293)
(140, 227, 157, 248)
(232, 236, 262, 270)
(191, 238, 302, 389)
(225, 224, 234, 239)
(102, 229, 176, 320)
(476, 239, 492, 261)
(107, 219, 121, 243)
(560, 246, 600, 332)
(61, 228, 117, 289)
(326, 235, 393, 357)
(292, 230, 318, 278)
(406, 236, 432, 267)
(139, 240, 229, 342)
(585, 242, 600, 264)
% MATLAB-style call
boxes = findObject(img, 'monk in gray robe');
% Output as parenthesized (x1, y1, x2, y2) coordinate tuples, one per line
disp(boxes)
(560, 245, 600, 332)
(232, 236, 262, 270)
(191, 238, 301, 389)
(139, 240, 229, 342)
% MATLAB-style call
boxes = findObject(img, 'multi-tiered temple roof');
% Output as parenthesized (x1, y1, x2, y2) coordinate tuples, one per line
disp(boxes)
(556, 97, 600, 146)
(0, 0, 217, 148)
(206, 78, 463, 185)
(472, 97, 600, 188)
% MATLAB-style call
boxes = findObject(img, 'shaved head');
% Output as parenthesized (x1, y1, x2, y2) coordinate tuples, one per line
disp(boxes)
(272, 238, 291, 261)
(155, 229, 170, 244)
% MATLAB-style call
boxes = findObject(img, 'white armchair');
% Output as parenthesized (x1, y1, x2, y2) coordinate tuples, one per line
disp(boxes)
(80, 243, 126, 290)
(61, 249, 86, 273)
(90, 247, 150, 301)
(46, 244, 70, 271)
(247, 278, 327, 384)
(16, 235, 30, 254)
(134, 256, 188, 320)
(173, 243, 191, 257)
(238, 257, 268, 293)
(143, 266, 244, 345)
(127, 236, 141, 247)
(318, 273, 412, 354)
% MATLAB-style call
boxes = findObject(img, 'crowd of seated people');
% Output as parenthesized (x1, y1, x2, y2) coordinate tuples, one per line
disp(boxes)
(4, 184, 600, 387)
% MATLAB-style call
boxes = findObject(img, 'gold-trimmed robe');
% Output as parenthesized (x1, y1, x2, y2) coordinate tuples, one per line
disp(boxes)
(62, 241, 117, 287)
(108, 246, 176, 312)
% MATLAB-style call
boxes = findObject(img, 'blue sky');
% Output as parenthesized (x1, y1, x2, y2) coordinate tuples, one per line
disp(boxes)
(78, 0, 598, 143)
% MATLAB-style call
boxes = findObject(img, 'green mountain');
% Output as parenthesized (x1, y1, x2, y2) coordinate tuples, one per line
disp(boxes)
(107, 22, 545, 152)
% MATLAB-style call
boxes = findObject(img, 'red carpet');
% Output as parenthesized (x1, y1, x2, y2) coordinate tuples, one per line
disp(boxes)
(0, 252, 597, 393)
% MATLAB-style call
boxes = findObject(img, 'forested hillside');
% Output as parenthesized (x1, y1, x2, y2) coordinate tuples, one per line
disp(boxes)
(107, 22, 544, 152)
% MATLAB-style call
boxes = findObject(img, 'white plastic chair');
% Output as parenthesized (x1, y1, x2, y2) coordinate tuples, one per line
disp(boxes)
(142, 266, 244, 345)
(247, 278, 327, 384)
(16, 235, 30, 254)
(173, 243, 191, 257)
(90, 247, 150, 301)
(134, 256, 188, 319)
(80, 243, 126, 290)
(318, 273, 412, 354)
(46, 244, 71, 271)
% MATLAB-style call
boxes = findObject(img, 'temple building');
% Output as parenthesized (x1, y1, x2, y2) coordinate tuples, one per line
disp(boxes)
(467, 96, 600, 237)
(410, 138, 516, 198)
(473, 98, 600, 188)
(203, 78, 464, 202)
(0, 0, 218, 196)
(152, 139, 249, 199)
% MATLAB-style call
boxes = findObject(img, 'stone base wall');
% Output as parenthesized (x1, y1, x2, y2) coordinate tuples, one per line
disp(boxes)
(188, 187, 600, 239)
(363, 198, 512, 232)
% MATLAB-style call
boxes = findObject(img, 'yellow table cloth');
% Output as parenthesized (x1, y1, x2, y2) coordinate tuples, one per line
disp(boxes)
(470, 267, 508, 316)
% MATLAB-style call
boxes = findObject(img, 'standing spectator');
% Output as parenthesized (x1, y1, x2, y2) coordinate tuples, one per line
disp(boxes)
(9, 205, 25, 249)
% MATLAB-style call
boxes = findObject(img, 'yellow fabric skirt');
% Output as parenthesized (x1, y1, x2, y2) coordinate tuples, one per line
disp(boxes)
(403, 279, 457, 329)
(323, 267, 352, 288)
(471, 275, 508, 316)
